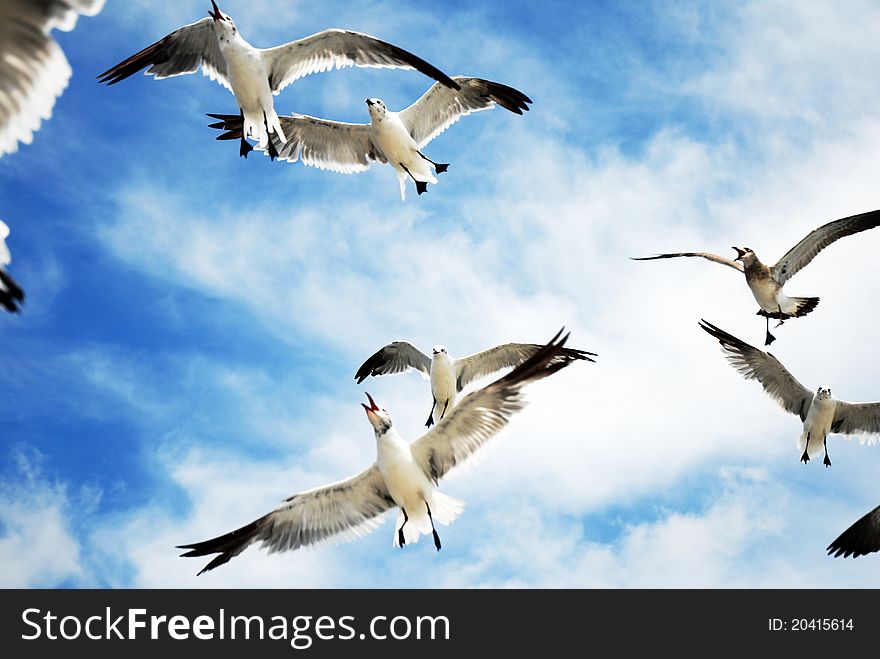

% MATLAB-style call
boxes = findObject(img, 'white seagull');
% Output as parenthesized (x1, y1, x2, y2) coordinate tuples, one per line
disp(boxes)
(828, 505, 880, 559)
(699, 320, 880, 466)
(98, 1, 458, 159)
(354, 335, 594, 427)
(634, 209, 880, 345)
(178, 330, 581, 574)
(207, 76, 532, 199)
(0, 0, 104, 157)
(0, 220, 25, 313)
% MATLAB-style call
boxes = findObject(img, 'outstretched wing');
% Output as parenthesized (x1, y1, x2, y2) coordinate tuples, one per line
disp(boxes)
(177, 465, 394, 574)
(208, 112, 380, 173)
(262, 28, 457, 94)
(831, 401, 880, 437)
(412, 329, 581, 483)
(399, 76, 532, 148)
(354, 341, 431, 384)
(454, 341, 595, 392)
(0, 0, 104, 156)
(97, 16, 229, 90)
(631, 252, 744, 273)
(772, 209, 880, 285)
(827, 505, 880, 559)
(699, 320, 813, 421)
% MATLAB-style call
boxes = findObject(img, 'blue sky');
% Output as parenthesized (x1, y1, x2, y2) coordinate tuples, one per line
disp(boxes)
(2, 0, 880, 587)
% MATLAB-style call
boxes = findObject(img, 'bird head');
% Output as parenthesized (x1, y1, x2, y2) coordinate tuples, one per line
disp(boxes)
(365, 98, 387, 121)
(431, 345, 448, 359)
(816, 387, 832, 400)
(209, 2, 237, 40)
(732, 246, 755, 264)
(362, 393, 392, 435)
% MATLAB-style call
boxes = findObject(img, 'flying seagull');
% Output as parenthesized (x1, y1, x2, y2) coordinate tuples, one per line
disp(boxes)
(0, 220, 25, 313)
(98, 1, 458, 159)
(699, 319, 880, 466)
(0, 0, 104, 157)
(634, 209, 880, 345)
(354, 335, 594, 427)
(178, 329, 582, 574)
(207, 76, 531, 199)
(827, 505, 880, 559)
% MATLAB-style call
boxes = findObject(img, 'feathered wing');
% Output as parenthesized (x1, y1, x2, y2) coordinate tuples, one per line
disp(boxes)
(354, 341, 431, 384)
(454, 342, 595, 392)
(0, 0, 104, 156)
(831, 401, 880, 437)
(827, 505, 880, 558)
(207, 112, 380, 173)
(411, 329, 580, 483)
(699, 320, 813, 421)
(178, 465, 394, 574)
(263, 28, 457, 94)
(399, 76, 532, 148)
(631, 252, 744, 273)
(97, 16, 229, 90)
(0, 221, 24, 312)
(772, 209, 880, 285)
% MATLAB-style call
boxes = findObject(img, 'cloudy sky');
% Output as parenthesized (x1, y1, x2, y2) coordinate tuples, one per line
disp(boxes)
(2, 0, 880, 588)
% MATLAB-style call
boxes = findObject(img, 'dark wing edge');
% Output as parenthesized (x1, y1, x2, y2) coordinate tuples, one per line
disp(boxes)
(353, 342, 430, 384)
(827, 505, 880, 558)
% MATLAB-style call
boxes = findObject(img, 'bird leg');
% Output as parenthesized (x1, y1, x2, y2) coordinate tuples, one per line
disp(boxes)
(438, 399, 450, 422)
(263, 111, 279, 161)
(801, 432, 811, 464)
(764, 314, 776, 346)
(418, 151, 449, 174)
(398, 509, 409, 548)
(400, 164, 428, 195)
(775, 305, 786, 328)
(823, 436, 831, 467)
(425, 399, 436, 428)
(426, 502, 441, 551)
(239, 110, 253, 158)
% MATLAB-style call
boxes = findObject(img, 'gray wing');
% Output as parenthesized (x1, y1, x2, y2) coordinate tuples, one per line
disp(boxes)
(831, 401, 880, 436)
(631, 252, 744, 273)
(827, 505, 880, 558)
(262, 28, 457, 94)
(412, 329, 581, 483)
(454, 341, 595, 392)
(399, 76, 532, 148)
(772, 209, 880, 285)
(97, 16, 229, 90)
(354, 341, 430, 384)
(207, 112, 381, 173)
(699, 320, 813, 421)
(177, 465, 394, 574)
(0, 0, 104, 156)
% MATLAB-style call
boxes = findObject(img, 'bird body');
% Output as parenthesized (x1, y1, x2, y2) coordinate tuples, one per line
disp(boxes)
(740, 250, 818, 321)
(798, 389, 837, 461)
(367, 100, 437, 200)
(0, 220, 25, 313)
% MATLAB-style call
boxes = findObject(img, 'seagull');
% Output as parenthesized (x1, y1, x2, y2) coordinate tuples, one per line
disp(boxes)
(207, 75, 532, 199)
(354, 335, 595, 427)
(634, 209, 880, 345)
(827, 505, 880, 559)
(0, 0, 104, 157)
(0, 220, 25, 313)
(97, 1, 458, 159)
(699, 319, 880, 467)
(177, 329, 582, 574)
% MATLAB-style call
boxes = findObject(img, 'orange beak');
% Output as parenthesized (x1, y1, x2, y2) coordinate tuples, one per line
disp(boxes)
(361, 392, 380, 414)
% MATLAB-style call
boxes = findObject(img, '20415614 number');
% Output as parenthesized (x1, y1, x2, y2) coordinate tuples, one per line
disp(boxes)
(791, 618, 854, 631)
